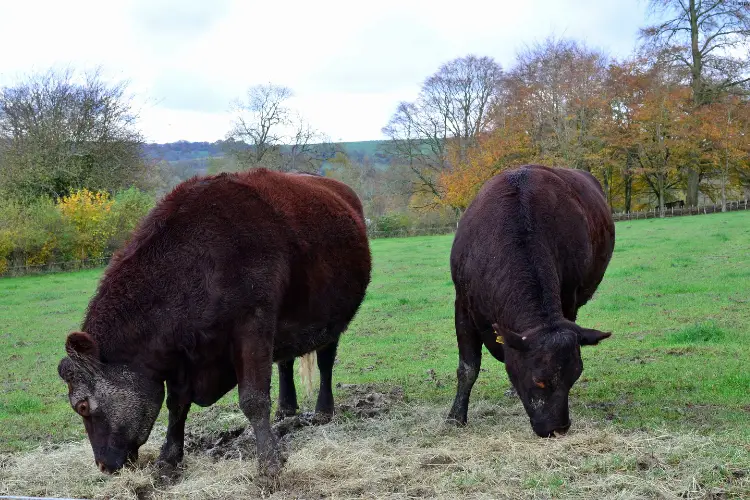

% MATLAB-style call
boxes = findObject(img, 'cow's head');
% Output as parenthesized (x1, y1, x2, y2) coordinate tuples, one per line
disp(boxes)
(57, 332, 164, 473)
(493, 321, 610, 437)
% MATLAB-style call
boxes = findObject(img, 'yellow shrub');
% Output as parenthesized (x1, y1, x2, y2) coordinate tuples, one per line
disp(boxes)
(58, 189, 115, 260)
(0, 230, 12, 275)
(25, 238, 57, 266)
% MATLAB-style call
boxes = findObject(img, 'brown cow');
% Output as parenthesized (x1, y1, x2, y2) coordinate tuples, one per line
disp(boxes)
(57, 168, 372, 479)
(447, 164, 615, 437)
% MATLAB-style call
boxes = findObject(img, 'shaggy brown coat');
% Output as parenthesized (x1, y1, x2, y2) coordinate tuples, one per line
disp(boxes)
(58, 169, 372, 478)
(448, 164, 615, 437)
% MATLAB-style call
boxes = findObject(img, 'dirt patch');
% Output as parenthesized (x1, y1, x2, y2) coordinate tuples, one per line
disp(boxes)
(335, 383, 404, 418)
(183, 383, 405, 461)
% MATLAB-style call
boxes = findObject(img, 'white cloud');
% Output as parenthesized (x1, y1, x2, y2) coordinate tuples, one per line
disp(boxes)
(0, 0, 650, 143)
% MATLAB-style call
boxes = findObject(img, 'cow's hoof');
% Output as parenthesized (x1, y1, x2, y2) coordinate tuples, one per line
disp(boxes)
(154, 460, 182, 485)
(257, 454, 285, 491)
(311, 411, 333, 425)
(445, 414, 468, 427)
(156, 444, 184, 468)
(274, 407, 298, 422)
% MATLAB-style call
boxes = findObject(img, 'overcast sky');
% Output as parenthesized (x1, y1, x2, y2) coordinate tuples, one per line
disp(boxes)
(0, 0, 653, 144)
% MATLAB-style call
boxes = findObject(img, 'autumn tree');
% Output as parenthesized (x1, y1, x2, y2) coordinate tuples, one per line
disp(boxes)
(440, 92, 536, 209)
(631, 64, 692, 214)
(382, 55, 502, 204)
(505, 38, 608, 171)
(692, 96, 750, 208)
(595, 59, 655, 211)
(641, 0, 750, 205)
(0, 68, 145, 199)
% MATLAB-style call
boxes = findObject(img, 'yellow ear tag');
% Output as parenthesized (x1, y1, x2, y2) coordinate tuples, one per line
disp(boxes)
(495, 330, 504, 344)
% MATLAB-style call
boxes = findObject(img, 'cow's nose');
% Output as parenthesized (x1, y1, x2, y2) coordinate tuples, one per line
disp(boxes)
(96, 461, 111, 474)
(554, 422, 572, 436)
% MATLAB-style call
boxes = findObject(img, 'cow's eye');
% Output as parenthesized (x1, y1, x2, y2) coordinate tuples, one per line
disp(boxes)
(75, 400, 90, 417)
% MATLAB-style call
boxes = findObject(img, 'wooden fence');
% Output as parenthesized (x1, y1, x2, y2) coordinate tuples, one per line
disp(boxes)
(611, 199, 749, 221)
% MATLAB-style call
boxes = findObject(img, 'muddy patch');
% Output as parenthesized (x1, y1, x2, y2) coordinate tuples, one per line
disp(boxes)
(335, 382, 404, 418)
(183, 384, 404, 461)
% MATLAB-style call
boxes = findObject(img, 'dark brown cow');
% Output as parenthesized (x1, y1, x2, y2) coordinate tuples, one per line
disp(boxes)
(447, 164, 615, 437)
(57, 168, 372, 479)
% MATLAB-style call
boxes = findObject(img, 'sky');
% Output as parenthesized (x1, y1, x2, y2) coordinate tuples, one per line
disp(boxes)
(0, 0, 653, 144)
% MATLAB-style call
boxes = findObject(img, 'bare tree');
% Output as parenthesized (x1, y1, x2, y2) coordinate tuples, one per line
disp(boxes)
(641, 0, 750, 205)
(227, 83, 293, 168)
(226, 84, 333, 173)
(0, 67, 145, 199)
(382, 55, 502, 202)
(282, 115, 336, 173)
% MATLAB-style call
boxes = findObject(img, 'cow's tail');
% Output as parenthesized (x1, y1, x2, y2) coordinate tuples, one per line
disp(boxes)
(299, 351, 317, 398)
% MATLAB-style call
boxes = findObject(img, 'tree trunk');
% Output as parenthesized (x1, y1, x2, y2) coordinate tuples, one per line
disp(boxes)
(602, 170, 611, 206)
(624, 150, 635, 213)
(684, 0, 703, 207)
(658, 173, 665, 218)
(686, 169, 700, 206)
(624, 175, 632, 213)
(689, 0, 703, 106)
(722, 148, 728, 213)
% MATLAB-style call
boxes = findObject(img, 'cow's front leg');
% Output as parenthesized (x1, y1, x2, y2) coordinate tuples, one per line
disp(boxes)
(447, 298, 482, 426)
(157, 380, 191, 467)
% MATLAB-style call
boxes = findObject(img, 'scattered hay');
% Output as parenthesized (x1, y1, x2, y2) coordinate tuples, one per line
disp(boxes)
(1, 387, 748, 499)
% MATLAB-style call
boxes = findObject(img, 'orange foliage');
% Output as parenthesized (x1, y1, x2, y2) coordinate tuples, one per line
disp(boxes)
(440, 125, 535, 210)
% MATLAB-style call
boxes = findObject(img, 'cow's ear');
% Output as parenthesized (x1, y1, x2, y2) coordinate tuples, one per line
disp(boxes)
(578, 328, 611, 346)
(65, 331, 99, 360)
(493, 323, 530, 352)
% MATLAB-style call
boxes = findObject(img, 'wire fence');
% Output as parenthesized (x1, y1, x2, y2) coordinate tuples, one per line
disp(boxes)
(2, 200, 748, 278)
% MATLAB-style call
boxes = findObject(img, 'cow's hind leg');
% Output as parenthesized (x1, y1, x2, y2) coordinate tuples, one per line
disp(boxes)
(233, 312, 284, 480)
(314, 340, 339, 422)
(157, 380, 191, 467)
(447, 298, 482, 426)
(275, 359, 298, 421)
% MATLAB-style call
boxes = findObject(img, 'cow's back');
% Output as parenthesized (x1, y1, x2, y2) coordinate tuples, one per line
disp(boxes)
(451, 165, 614, 331)
(86, 169, 371, 365)
(234, 170, 372, 332)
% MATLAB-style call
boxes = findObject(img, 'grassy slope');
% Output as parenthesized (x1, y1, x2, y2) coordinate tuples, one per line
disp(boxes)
(1, 212, 749, 452)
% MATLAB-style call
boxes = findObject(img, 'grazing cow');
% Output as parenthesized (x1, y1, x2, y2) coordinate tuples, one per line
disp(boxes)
(57, 168, 372, 479)
(447, 164, 615, 437)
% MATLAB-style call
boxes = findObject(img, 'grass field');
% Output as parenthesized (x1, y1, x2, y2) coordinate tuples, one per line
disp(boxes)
(1, 211, 749, 498)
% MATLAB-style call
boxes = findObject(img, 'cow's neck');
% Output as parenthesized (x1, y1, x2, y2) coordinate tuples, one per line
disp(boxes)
(82, 269, 161, 367)
(499, 299, 565, 335)
(493, 270, 566, 335)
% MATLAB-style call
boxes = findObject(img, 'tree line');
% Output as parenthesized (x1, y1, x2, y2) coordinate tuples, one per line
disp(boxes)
(1, 0, 748, 257)
(381, 0, 750, 214)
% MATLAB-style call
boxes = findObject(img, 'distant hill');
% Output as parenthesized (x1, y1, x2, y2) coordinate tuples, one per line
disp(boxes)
(142, 141, 225, 163)
(141, 139, 395, 174)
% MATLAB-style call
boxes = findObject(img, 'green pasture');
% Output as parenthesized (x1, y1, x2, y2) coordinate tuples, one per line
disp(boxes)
(1, 211, 749, 452)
